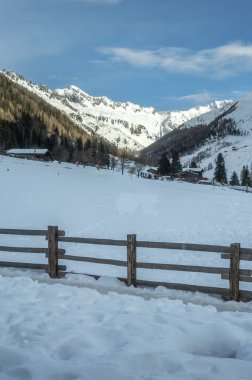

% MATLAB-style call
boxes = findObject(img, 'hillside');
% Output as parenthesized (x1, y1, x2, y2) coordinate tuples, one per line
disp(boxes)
(143, 94, 252, 180)
(1, 69, 232, 151)
(0, 72, 114, 163)
(160, 100, 233, 135)
(181, 94, 252, 179)
(2, 68, 251, 178)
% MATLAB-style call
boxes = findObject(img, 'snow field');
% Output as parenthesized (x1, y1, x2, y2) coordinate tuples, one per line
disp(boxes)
(1, 274, 252, 380)
(1, 155, 252, 379)
(0, 155, 252, 290)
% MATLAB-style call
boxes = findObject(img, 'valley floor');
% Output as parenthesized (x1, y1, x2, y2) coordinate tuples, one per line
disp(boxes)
(0, 155, 252, 379)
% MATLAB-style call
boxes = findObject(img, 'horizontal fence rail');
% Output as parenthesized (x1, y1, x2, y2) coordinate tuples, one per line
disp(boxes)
(137, 241, 232, 253)
(58, 236, 127, 246)
(0, 226, 252, 302)
(0, 228, 65, 237)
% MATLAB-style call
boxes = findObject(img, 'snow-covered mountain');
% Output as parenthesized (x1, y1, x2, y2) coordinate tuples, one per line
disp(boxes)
(1, 70, 163, 150)
(144, 92, 252, 181)
(160, 100, 234, 135)
(180, 93, 252, 179)
(0, 69, 232, 150)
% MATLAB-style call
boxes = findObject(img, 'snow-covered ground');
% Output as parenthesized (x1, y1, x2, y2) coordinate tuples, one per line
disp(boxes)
(1, 155, 252, 379)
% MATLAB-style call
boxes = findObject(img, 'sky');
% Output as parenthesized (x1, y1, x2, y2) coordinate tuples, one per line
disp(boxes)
(1, 0, 252, 111)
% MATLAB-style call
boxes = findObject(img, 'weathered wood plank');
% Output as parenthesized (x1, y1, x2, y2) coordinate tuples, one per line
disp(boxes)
(0, 228, 48, 236)
(239, 254, 252, 261)
(239, 269, 252, 276)
(222, 247, 252, 260)
(229, 243, 240, 301)
(137, 262, 229, 274)
(0, 261, 66, 271)
(222, 274, 252, 283)
(0, 246, 48, 253)
(136, 241, 231, 253)
(222, 252, 252, 260)
(136, 279, 229, 296)
(239, 247, 252, 255)
(57, 249, 66, 255)
(58, 236, 127, 246)
(0, 228, 65, 236)
(58, 254, 127, 267)
(239, 276, 252, 283)
(127, 234, 137, 286)
(57, 264, 66, 271)
(240, 289, 252, 301)
(0, 261, 48, 270)
(220, 269, 252, 278)
(47, 226, 58, 278)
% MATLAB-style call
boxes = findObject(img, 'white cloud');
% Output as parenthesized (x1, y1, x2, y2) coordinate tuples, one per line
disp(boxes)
(177, 91, 213, 103)
(99, 42, 252, 77)
(164, 91, 214, 104)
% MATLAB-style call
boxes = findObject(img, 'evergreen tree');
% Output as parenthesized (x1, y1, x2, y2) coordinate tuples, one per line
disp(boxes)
(240, 165, 251, 187)
(170, 151, 182, 175)
(84, 138, 91, 151)
(207, 162, 213, 171)
(158, 154, 170, 175)
(190, 160, 197, 168)
(229, 171, 240, 186)
(214, 153, 227, 183)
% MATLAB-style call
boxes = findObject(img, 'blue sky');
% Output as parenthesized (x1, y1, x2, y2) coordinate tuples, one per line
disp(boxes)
(1, 0, 252, 110)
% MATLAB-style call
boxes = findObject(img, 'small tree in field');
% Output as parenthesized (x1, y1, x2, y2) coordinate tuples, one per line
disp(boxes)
(170, 151, 182, 176)
(190, 160, 197, 168)
(135, 162, 144, 177)
(240, 165, 251, 187)
(214, 153, 227, 184)
(118, 148, 128, 175)
(158, 154, 170, 176)
(229, 171, 240, 186)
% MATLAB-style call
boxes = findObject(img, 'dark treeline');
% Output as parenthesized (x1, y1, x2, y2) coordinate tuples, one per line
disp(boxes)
(0, 73, 116, 164)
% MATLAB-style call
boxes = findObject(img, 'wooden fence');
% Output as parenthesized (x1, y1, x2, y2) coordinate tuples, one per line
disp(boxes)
(0, 226, 252, 302)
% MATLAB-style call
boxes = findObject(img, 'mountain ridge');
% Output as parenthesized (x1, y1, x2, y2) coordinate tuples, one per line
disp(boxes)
(0, 69, 232, 151)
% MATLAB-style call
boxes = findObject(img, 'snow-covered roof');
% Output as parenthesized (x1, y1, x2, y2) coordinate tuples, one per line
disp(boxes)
(7, 149, 49, 155)
(182, 167, 202, 173)
(179, 171, 199, 176)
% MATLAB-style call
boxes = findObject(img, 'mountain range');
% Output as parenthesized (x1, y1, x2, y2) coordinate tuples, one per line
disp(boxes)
(1, 69, 252, 180)
(0, 69, 232, 150)
(145, 93, 252, 180)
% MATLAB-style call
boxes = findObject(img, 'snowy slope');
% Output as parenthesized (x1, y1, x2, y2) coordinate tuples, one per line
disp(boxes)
(181, 94, 252, 180)
(0, 69, 232, 150)
(0, 154, 252, 280)
(0, 156, 252, 379)
(160, 100, 233, 134)
(1, 70, 164, 150)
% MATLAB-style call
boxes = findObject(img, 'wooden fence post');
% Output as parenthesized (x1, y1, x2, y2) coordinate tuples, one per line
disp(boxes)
(127, 234, 136, 286)
(48, 225, 59, 278)
(229, 243, 240, 301)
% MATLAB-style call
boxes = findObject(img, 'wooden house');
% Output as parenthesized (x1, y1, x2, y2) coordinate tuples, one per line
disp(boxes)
(176, 168, 203, 183)
(7, 149, 54, 161)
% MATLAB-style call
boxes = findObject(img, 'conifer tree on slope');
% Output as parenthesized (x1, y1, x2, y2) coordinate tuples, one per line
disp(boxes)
(240, 165, 251, 187)
(158, 154, 170, 175)
(170, 151, 182, 176)
(214, 153, 227, 184)
(229, 171, 240, 186)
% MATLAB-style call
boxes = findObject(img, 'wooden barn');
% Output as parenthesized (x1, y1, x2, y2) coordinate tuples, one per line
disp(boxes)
(7, 149, 54, 161)
(176, 168, 203, 183)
